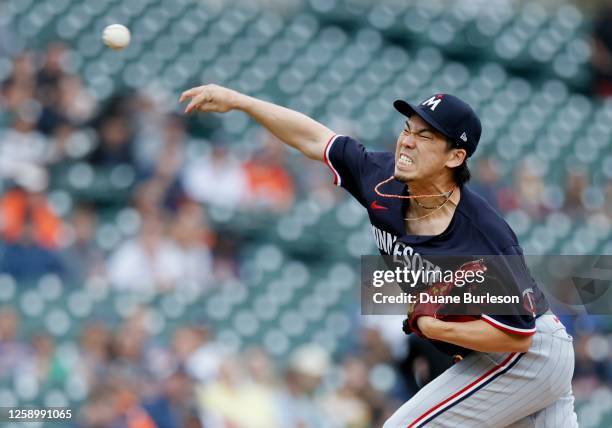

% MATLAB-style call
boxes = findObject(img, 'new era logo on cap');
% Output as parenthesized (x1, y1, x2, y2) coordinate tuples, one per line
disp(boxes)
(460, 132, 467, 142)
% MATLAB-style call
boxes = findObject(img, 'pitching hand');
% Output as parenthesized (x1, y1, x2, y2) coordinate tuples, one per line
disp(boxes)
(179, 84, 242, 114)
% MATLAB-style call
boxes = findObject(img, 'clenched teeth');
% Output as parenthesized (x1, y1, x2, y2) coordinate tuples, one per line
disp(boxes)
(398, 154, 414, 166)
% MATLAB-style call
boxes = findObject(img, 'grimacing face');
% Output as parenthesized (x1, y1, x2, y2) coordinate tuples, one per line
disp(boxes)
(394, 115, 458, 184)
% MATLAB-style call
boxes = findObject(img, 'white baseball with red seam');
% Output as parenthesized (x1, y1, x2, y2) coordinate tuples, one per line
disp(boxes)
(102, 24, 131, 50)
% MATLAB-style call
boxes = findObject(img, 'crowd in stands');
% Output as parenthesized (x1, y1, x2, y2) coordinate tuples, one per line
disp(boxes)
(0, 42, 610, 427)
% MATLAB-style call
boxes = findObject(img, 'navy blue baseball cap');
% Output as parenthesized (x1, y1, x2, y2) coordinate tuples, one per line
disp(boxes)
(393, 94, 482, 157)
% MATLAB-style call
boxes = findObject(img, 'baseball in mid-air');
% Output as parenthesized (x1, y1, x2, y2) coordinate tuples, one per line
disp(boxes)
(102, 24, 131, 50)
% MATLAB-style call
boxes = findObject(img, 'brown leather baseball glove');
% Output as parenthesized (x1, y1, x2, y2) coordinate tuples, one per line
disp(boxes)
(402, 259, 487, 337)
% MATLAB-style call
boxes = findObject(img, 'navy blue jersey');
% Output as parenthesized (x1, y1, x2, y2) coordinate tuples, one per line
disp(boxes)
(324, 135, 549, 338)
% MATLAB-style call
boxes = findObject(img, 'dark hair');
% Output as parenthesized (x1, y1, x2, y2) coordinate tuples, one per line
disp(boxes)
(446, 140, 471, 186)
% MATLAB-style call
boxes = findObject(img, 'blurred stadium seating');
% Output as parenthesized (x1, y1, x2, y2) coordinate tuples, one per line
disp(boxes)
(0, 0, 611, 427)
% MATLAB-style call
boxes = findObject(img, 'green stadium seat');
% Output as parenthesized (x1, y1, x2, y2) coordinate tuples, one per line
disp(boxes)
(263, 328, 289, 356)
(37, 275, 63, 302)
(20, 290, 46, 319)
(43, 389, 69, 408)
(44, 308, 73, 337)
(325, 311, 351, 337)
(218, 328, 243, 352)
(0, 274, 17, 304)
(280, 310, 306, 337)
(311, 329, 338, 354)
(0, 387, 18, 408)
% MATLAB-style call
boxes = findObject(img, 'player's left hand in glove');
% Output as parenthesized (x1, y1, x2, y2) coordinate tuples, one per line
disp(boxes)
(402, 259, 487, 337)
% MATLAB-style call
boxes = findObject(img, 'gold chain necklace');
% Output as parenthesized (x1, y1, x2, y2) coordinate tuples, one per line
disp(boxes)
(404, 190, 455, 221)
(373, 175, 457, 222)
(413, 188, 454, 209)
(404, 197, 450, 221)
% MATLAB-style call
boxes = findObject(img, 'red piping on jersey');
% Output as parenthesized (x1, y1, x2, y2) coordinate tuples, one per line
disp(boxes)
(407, 352, 518, 428)
(481, 315, 536, 336)
(323, 134, 340, 186)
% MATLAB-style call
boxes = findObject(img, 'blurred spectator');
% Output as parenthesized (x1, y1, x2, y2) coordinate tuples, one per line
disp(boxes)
(0, 187, 62, 248)
(0, 223, 65, 280)
(0, 188, 65, 280)
(564, 169, 589, 218)
(510, 159, 548, 219)
(8, 50, 36, 88)
(109, 330, 149, 379)
(149, 117, 188, 212)
(108, 310, 158, 384)
(242, 135, 295, 212)
(77, 322, 112, 388)
(572, 332, 608, 399)
(294, 154, 340, 208)
(135, 115, 188, 213)
(79, 381, 122, 428)
(133, 179, 171, 219)
(36, 43, 68, 134)
(135, 113, 187, 175)
(56, 75, 95, 124)
(470, 157, 502, 212)
(277, 344, 331, 428)
(144, 369, 202, 428)
(1, 51, 36, 113)
(0, 112, 52, 173)
(244, 347, 278, 389)
(48, 121, 76, 164)
(89, 116, 134, 167)
(321, 357, 372, 428)
(107, 212, 183, 292)
(241, 348, 282, 426)
(132, 95, 166, 170)
(210, 230, 241, 281)
(198, 354, 280, 428)
(28, 333, 68, 385)
(592, 6, 612, 97)
(80, 375, 157, 428)
(358, 327, 394, 367)
(169, 201, 213, 287)
(37, 43, 66, 90)
(62, 204, 106, 284)
(172, 326, 228, 384)
(0, 308, 29, 380)
(183, 145, 247, 209)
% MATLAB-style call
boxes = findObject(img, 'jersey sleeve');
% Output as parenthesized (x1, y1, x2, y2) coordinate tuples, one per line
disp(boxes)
(324, 134, 377, 207)
(479, 246, 540, 336)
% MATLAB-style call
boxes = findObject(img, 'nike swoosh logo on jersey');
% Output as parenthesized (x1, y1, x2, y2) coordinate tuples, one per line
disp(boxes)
(370, 201, 388, 210)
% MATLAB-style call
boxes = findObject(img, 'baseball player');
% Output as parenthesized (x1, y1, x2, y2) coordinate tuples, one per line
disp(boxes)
(180, 85, 578, 427)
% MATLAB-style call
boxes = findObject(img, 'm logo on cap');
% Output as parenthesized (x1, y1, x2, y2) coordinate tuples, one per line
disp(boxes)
(421, 95, 442, 111)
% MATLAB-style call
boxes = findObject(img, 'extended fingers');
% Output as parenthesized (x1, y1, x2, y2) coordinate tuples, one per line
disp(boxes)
(179, 86, 203, 103)
(185, 90, 209, 113)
